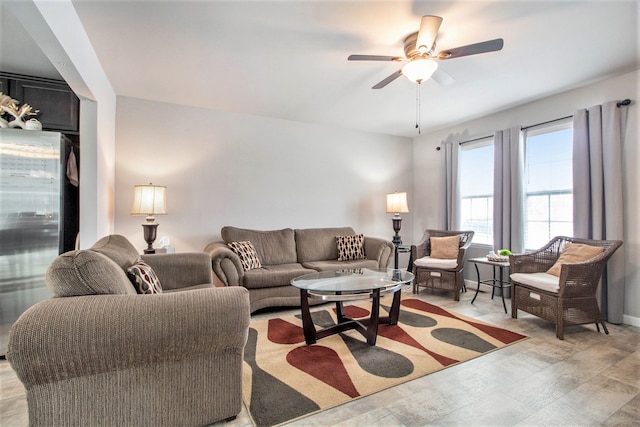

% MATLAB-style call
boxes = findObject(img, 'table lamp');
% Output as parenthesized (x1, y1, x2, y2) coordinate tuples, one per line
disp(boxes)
(386, 192, 409, 246)
(131, 183, 167, 254)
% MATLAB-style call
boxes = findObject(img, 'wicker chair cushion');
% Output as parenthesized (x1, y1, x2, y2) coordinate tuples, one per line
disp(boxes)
(414, 256, 457, 269)
(546, 243, 604, 277)
(430, 235, 460, 259)
(510, 272, 560, 293)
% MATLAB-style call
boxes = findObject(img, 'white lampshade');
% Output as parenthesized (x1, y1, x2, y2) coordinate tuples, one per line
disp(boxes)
(131, 184, 167, 220)
(402, 59, 438, 83)
(386, 192, 409, 214)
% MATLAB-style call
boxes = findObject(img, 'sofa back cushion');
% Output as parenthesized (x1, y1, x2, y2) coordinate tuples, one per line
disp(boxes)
(222, 226, 297, 265)
(90, 234, 140, 270)
(295, 227, 356, 262)
(46, 250, 137, 297)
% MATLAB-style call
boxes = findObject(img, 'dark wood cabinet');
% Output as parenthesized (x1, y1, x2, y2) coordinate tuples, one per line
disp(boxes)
(1, 72, 79, 134)
(0, 77, 8, 95)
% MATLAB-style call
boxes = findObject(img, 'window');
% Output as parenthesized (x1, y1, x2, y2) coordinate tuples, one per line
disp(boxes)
(524, 123, 573, 250)
(456, 122, 573, 250)
(459, 139, 494, 245)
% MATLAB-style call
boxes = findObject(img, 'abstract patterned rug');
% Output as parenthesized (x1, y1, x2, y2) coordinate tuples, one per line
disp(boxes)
(243, 297, 527, 426)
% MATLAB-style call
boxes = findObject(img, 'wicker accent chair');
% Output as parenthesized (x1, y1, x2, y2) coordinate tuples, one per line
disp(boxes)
(411, 229, 474, 301)
(510, 236, 622, 340)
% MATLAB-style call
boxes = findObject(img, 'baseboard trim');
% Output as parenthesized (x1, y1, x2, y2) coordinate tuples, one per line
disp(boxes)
(622, 314, 640, 327)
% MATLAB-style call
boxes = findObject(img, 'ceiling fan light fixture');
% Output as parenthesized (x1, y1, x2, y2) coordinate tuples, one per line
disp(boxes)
(402, 58, 438, 83)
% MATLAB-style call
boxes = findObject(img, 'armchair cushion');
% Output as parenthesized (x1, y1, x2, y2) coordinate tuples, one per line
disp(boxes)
(228, 241, 262, 271)
(414, 256, 458, 269)
(510, 272, 560, 293)
(546, 243, 604, 276)
(90, 234, 140, 270)
(336, 234, 366, 261)
(430, 235, 460, 259)
(46, 250, 137, 297)
(127, 259, 163, 294)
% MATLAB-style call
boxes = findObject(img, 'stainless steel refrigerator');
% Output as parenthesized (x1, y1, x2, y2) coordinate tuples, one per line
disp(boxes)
(0, 128, 79, 356)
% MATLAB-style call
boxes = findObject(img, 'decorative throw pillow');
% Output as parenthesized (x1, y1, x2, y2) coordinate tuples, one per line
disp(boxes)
(336, 234, 366, 261)
(228, 241, 262, 271)
(430, 235, 460, 259)
(127, 259, 163, 294)
(546, 243, 604, 277)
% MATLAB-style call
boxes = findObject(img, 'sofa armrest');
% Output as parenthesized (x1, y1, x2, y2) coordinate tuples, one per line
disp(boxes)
(204, 241, 244, 286)
(7, 287, 250, 388)
(141, 252, 213, 290)
(363, 236, 394, 268)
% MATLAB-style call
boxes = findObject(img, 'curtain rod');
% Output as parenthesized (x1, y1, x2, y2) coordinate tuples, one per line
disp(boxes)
(458, 135, 492, 146)
(452, 98, 632, 148)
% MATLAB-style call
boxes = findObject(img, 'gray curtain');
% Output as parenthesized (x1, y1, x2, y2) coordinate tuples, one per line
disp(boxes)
(572, 101, 628, 323)
(493, 127, 524, 254)
(440, 138, 460, 230)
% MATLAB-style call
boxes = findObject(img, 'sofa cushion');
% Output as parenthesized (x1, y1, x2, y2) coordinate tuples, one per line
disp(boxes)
(546, 243, 604, 277)
(163, 283, 214, 293)
(295, 227, 356, 262)
(302, 259, 378, 271)
(90, 234, 140, 271)
(127, 259, 163, 294)
(336, 234, 366, 261)
(227, 241, 262, 271)
(430, 235, 460, 259)
(222, 227, 297, 265)
(46, 250, 137, 297)
(242, 263, 314, 289)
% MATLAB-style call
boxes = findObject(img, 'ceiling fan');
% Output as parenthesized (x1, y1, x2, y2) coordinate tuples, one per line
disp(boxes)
(348, 15, 504, 89)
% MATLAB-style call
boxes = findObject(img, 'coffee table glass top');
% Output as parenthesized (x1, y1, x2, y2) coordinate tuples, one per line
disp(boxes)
(291, 268, 414, 293)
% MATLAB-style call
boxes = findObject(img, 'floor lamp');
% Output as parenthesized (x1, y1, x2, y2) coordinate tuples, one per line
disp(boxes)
(131, 183, 167, 254)
(386, 192, 409, 269)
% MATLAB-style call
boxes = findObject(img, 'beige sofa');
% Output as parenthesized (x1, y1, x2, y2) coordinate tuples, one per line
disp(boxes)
(8, 235, 250, 427)
(205, 226, 394, 313)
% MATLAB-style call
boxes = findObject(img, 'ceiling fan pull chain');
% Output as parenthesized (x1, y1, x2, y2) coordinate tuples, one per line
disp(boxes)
(415, 82, 421, 134)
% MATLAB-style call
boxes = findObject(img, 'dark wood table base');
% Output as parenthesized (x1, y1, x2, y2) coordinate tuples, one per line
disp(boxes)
(299, 287, 402, 346)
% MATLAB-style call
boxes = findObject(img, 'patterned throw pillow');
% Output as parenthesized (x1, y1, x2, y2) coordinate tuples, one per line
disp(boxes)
(336, 234, 366, 261)
(228, 241, 262, 271)
(127, 259, 163, 294)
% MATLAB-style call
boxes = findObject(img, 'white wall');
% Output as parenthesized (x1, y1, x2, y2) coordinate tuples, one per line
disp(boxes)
(8, 0, 118, 248)
(113, 97, 413, 253)
(413, 69, 640, 324)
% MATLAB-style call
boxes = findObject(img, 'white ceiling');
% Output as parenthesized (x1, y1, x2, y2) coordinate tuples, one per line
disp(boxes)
(2, 1, 638, 138)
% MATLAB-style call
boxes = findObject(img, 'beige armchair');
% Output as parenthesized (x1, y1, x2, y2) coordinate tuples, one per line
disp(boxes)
(510, 236, 622, 340)
(411, 229, 474, 301)
(8, 235, 250, 426)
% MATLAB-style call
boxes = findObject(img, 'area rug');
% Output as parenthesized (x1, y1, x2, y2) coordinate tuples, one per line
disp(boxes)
(243, 297, 527, 426)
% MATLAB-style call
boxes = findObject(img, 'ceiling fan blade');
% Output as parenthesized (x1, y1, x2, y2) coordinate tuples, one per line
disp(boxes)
(372, 69, 403, 89)
(437, 38, 504, 60)
(431, 67, 455, 86)
(348, 54, 403, 61)
(416, 15, 443, 53)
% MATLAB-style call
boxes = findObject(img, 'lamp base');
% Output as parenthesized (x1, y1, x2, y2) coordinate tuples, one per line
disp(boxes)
(141, 223, 159, 254)
(392, 215, 403, 246)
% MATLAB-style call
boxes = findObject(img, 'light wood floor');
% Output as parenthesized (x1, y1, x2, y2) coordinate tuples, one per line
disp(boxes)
(1, 284, 638, 427)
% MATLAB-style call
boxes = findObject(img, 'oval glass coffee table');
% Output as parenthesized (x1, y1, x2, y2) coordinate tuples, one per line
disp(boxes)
(291, 268, 414, 346)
